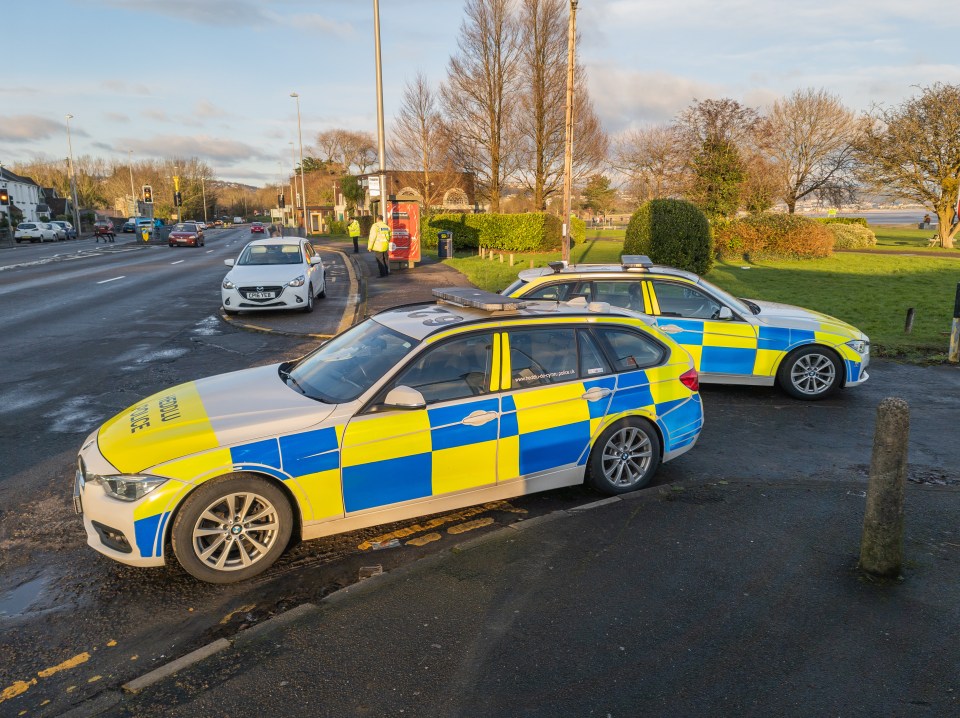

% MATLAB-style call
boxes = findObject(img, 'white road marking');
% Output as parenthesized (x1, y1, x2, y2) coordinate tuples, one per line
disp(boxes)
(206, 250, 214, 253)
(171, 260, 184, 265)
(97, 276, 126, 284)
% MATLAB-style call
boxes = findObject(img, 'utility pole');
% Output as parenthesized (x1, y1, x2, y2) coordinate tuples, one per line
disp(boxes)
(200, 175, 208, 223)
(65, 114, 82, 233)
(289, 141, 299, 228)
(291, 92, 308, 234)
(373, 0, 388, 225)
(127, 150, 136, 216)
(561, 0, 578, 263)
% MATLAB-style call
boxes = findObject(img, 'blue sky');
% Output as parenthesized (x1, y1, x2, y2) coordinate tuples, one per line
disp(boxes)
(2, 0, 958, 186)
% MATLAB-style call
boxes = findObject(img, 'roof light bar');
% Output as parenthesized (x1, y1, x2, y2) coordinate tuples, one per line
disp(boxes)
(621, 255, 653, 269)
(432, 287, 528, 312)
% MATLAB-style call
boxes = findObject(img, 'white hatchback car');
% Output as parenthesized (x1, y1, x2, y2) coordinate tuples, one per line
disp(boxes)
(221, 237, 325, 314)
(15, 222, 60, 243)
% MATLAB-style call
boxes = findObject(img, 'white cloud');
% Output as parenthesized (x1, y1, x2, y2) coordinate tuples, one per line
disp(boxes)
(0, 115, 82, 142)
(116, 135, 270, 166)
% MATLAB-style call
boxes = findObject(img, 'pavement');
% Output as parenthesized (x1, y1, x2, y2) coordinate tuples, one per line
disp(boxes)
(61, 238, 960, 717)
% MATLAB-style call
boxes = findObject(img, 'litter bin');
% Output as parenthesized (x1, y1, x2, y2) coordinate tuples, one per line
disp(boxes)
(437, 230, 453, 259)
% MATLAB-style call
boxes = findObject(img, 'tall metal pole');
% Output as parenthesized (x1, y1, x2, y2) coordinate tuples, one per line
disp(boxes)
(65, 115, 82, 233)
(201, 175, 208, 223)
(561, 0, 578, 263)
(373, 0, 388, 224)
(289, 141, 298, 227)
(291, 92, 308, 234)
(127, 149, 136, 216)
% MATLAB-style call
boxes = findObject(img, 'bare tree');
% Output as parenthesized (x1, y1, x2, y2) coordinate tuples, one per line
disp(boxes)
(315, 129, 377, 173)
(513, 0, 606, 210)
(442, 0, 521, 211)
(764, 88, 862, 213)
(856, 83, 960, 248)
(390, 72, 461, 209)
(612, 124, 686, 202)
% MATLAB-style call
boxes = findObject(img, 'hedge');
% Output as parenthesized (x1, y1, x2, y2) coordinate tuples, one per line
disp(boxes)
(814, 217, 869, 227)
(623, 199, 713, 275)
(421, 213, 572, 253)
(829, 223, 877, 249)
(713, 213, 833, 260)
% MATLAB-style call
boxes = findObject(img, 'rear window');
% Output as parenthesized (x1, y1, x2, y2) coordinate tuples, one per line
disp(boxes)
(18, 223, 37, 229)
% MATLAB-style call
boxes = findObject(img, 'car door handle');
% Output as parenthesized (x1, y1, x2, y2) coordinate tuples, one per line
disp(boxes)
(581, 387, 612, 401)
(461, 410, 499, 426)
(658, 324, 684, 334)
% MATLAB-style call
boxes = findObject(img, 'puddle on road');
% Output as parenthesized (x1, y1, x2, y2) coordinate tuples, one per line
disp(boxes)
(44, 396, 103, 433)
(0, 574, 53, 618)
(134, 348, 189, 363)
(191, 315, 222, 336)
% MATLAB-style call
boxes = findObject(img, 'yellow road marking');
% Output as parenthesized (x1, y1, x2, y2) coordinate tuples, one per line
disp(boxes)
(106, 640, 117, 647)
(40, 699, 50, 706)
(358, 501, 516, 550)
(406, 533, 442, 547)
(87, 676, 102, 683)
(66, 686, 76, 693)
(37, 653, 90, 678)
(220, 604, 257, 625)
(1, 679, 36, 703)
(447, 517, 495, 535)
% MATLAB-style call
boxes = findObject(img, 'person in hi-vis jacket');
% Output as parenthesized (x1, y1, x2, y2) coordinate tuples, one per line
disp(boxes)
(368, 219, 391, 277)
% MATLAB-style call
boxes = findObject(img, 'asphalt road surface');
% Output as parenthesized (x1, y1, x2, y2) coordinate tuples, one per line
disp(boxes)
(1, 230, 959, 716)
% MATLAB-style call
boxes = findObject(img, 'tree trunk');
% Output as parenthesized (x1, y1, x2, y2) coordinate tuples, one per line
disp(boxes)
(786, 200, 796, 214)
(936, 208, 956, 248)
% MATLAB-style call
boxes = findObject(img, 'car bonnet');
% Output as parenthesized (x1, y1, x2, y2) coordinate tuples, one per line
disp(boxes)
(97, 364, 334, 474)
(750, 299, 864, 338)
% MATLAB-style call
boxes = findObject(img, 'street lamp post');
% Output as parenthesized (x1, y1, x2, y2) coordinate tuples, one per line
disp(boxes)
(561, 0, 577, 263)
(65, 114, 82, 234)
(127, 149, 136, 217)
(290, 92, 308, 235)
(289, 141, 298, 228)
(200, 175, 208, 223)
(373, 0, 388, 225)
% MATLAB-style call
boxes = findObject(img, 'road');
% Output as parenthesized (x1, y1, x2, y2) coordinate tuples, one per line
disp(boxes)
(1, 229, 959, 716)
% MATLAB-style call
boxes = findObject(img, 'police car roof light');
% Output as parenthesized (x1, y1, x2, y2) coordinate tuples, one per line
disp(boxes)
(432, 287, 528, 312)
(621, 255, 653, 270)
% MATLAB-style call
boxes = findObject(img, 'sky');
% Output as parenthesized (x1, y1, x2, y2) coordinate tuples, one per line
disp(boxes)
(2, 0, 959, 187)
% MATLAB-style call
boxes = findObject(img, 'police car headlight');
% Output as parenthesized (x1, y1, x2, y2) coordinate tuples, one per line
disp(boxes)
(846, 339, 868, 354)
(91, 474, 168, 502)
(288, 275, 306, 287)
(222, 278, 235, 290)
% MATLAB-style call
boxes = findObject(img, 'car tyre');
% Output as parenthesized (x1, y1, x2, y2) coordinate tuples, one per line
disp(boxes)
(303, 284, 315, 313)
(171, 473, 293, 584)
(777, 345, 842, 400)
(318, 280, 326, 299)
(586, 418, 661, 495)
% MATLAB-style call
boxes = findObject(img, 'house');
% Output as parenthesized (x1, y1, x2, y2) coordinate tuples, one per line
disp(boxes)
(0, 168, 51, 225)
(42, 187, 73, 220)
(334, 170, 476, 221)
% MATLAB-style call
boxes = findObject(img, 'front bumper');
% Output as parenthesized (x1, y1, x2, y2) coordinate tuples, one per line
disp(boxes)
(221, 284, 308, 311)
(843, 343, 870, 388)
(74, 432, 174, 568)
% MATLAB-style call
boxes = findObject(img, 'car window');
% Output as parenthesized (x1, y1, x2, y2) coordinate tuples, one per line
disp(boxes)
(238, 244, 303, 265)
(508, 328, 578, 388)
(578, 330, 611, 377)
(388, 332, 494, 405)
(523, 281, 577, 302)
(594, 328, 665, 372)
(593, 281, 645, 312)
(651, 280, 724, 320)
(287, 319, 416, 404)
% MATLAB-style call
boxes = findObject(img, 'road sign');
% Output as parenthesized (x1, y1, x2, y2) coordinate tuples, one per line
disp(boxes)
(368, 175, 380, 197)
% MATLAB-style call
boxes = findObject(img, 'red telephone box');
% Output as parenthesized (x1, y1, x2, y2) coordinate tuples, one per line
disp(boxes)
(387, 200, 421, 264)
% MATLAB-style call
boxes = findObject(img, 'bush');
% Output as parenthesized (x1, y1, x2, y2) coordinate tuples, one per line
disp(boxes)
(815, 217, 869, 227)
(829, 223, 877, 249)
(328, 219, 346, 236)
(623, 199, 713, 275)
(422, 213, 564, 253)
(713, 213, 833, 260)
(571, 216, 585, 246)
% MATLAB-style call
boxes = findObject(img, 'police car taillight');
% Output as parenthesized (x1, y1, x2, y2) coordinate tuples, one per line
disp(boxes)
(680, 368, 699, 392)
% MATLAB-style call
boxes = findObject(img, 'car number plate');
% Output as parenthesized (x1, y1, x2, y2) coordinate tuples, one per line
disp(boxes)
(247, 291, 276, 299)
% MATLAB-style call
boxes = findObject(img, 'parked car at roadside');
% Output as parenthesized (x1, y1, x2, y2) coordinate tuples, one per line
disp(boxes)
(51, 220, 77, 240)
(221, 237, 325, 314)
(15, 222, 60, 243)
(45, 222, 67, 241)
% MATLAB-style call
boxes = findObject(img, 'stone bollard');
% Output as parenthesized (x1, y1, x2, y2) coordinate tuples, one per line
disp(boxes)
(499, 253, 504, 263)
(859, 397, 910, 578)
(509, 253, 514, 266)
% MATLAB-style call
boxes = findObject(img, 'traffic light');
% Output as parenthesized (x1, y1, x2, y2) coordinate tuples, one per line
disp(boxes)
(278, 193, 285, 209)
(174, 191, 182, 207)
(0, 187, 8, 205)
(143, 185, 153, 203)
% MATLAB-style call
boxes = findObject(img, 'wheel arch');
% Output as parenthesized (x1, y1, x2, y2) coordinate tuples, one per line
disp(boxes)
(773, 341, 847, 385)
(161, 470, 304, 560)
(587, 411, 665, 463)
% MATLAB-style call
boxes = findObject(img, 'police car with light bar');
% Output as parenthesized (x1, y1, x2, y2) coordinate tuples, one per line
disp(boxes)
(504, 256, 870, 400)
(74, 288, 703, 583)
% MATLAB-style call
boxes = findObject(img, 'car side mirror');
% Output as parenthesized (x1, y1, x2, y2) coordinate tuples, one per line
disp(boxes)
(383, 385, 426, 409)
(717, 306, 733, 320)
(224, 258, 235, 267)
(309, 256, 323, 265)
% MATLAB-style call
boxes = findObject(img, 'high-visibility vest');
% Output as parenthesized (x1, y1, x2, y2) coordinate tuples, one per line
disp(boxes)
(368, 221, 391, 252)
(348, 220, 360, 238)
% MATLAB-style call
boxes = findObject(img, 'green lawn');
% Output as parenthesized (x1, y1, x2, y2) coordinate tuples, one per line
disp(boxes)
(445, 240, 959, 359)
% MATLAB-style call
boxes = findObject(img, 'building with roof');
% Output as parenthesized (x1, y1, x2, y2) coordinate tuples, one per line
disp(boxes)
(0, 167, 50, 225)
